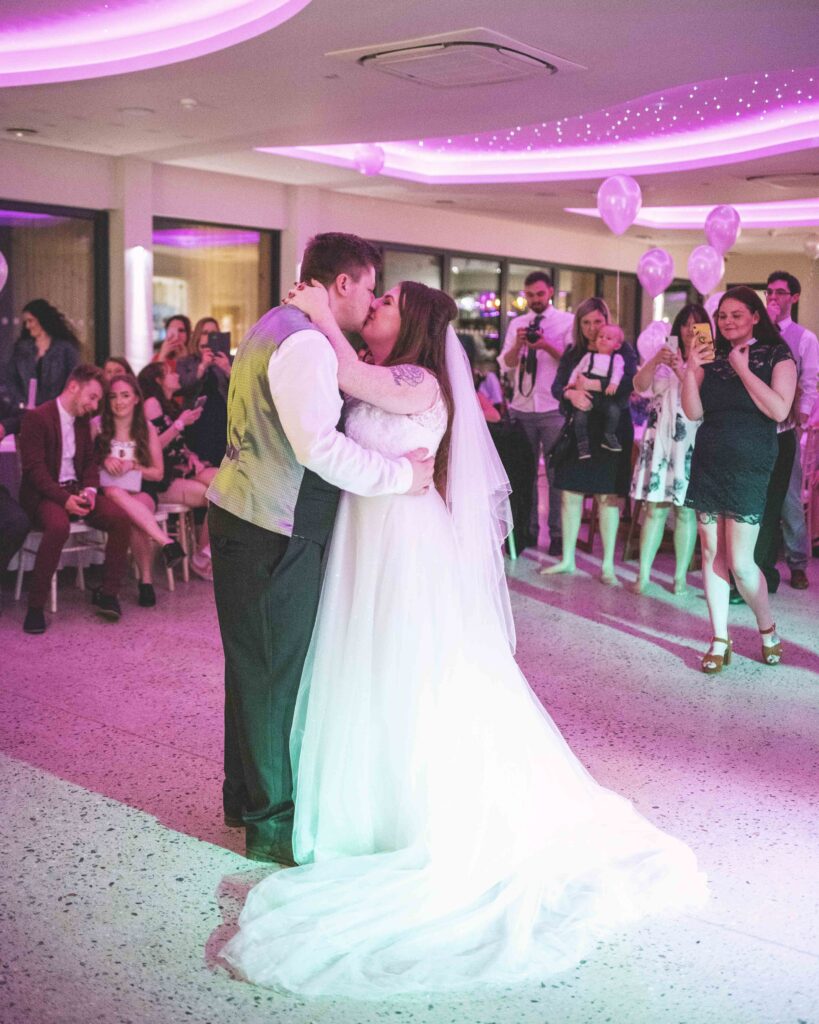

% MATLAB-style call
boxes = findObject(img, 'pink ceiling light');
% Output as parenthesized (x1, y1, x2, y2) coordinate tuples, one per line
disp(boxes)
(566, 198, 819, 231)
(259, 68, 819, 183)
(0, 0, 312, 86)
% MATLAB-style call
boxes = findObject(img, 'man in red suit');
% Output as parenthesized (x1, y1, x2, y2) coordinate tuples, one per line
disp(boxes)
(18, 363, 131, 634)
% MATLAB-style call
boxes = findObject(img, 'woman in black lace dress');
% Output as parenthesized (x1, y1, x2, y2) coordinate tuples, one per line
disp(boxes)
(682, 286, 796, 673)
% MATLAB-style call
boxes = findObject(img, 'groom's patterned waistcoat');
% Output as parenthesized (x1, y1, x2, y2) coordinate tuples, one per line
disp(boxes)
(207, 306, 340, 542)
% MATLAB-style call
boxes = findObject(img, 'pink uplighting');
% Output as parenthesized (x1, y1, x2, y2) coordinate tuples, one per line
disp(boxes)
(153, 227, 261, 248)
(566, 198, 819, 231)
(0, 0, 312, 86)
(259, 68, 819, 183)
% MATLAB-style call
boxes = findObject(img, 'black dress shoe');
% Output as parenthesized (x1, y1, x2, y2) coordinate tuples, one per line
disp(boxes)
(245, 843, 296, 866)
(162, 540, 185, 569)
(790, 568, 809, 590)
(91, 589, 122, 621)
(138, 583, 156, 607)
(548, 537, 563, 558)
(23, 607, 47, 634)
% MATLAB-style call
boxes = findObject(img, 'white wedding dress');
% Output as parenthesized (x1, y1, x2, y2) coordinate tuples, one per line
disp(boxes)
(222, 390, 708, 999)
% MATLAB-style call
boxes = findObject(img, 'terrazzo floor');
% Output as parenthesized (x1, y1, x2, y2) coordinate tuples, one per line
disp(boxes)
(1, 536, 817, 1024)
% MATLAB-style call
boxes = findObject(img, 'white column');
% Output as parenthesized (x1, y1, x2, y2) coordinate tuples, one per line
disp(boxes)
(109, 158, 154, 371)
(280, 186, 324, 297)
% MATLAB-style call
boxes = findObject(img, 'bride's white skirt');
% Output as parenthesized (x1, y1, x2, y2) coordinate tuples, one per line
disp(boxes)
(222, 490, 707, 998)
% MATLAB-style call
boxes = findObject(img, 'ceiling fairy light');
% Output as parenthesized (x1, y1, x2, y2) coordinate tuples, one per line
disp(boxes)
(0, 0, 312, 86)
(258, 67, 819, 184)
(565, 197, 819, 231)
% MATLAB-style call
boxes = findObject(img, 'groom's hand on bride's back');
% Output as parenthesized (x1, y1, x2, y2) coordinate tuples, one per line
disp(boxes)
(404, 448, 435, 494)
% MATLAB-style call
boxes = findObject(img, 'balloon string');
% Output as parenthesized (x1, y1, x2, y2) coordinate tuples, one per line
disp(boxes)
(616, 269, 621, 324)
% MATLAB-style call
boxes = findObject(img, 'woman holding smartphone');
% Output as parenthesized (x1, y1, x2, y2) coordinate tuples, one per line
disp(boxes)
(94, 374, 184, 606)
(682, 287, 796, 673)
(630, 303, 708, 595)
(177, 316, 232, 467)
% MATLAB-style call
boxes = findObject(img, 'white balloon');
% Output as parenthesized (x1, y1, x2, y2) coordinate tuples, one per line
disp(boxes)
(687, 245, 724, 296)
(704, 205, 741, 255)
(636, 319, 670, 362)
(0, 250, 7, 294)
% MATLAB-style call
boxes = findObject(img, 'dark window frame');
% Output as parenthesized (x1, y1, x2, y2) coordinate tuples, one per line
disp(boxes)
(0, 197, 109, 364)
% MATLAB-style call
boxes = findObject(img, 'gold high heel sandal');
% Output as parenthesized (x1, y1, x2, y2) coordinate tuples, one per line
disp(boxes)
(701, 637, 732, 675)
(760, 624, 782, 665)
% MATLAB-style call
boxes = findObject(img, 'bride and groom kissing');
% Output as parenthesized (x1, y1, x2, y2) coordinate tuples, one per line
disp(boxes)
(207, 231, 707, 998)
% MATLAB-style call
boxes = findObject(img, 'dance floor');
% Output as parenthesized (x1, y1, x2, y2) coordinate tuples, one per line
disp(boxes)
(1, 541, 817, 1023)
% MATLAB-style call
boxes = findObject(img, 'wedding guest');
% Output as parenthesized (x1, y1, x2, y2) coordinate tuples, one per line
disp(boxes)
(137, 361, 215, 579)
(2, 299, 82, 436)
(498, 271, 573, 554)
(102, 356, 135, 382)
(152, 314, 191, 371)
(682, 287, 796, 673)
(177, 316, 231, 467)
(630, 304, 707, 595)
(94, 373, 184, 607)
(541, 298, 637, 585)
(18, 364, 131, 633)
(750, 271, 818, 593)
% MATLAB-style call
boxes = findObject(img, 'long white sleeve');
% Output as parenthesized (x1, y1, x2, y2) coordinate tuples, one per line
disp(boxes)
(268, 329, 413, 496)
(797, 328, 819, 420)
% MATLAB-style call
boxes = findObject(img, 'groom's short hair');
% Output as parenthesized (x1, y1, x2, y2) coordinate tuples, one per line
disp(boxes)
(300, 233, 382, 287)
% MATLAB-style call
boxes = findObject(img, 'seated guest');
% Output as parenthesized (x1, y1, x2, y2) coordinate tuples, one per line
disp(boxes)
(152, 314, 191, 372)
(2, 299, 82, 436)
(18, 364, 132, 634)
(176, 316, 231, 467)
(93, 374, 184, 607)
(102, 356, 135, 383)
(137, 362, 216, 579)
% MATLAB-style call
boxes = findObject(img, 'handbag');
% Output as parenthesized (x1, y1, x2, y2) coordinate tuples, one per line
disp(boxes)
(547, 414, 575, 469)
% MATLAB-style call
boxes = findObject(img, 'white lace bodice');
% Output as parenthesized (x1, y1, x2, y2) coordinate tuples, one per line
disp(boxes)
(344, 392, 448, 460)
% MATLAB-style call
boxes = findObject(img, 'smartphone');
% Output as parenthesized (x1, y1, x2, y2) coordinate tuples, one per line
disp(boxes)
(206, 331, 231, 358)
(692, 322, 715, 361)
(665, 335, 679, 353)
(194, 395, 208, 410)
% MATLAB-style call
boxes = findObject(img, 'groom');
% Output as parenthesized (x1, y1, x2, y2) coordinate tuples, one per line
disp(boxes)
(207, 232, 434, 864)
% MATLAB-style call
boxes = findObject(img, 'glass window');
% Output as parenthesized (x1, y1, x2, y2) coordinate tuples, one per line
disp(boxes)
(0, 204, 100, 369)
(601, 272, 639, 341)
(553, 268, 596, 314)
(152, 218, 276, 352)
(449, 256, 502, 356)
(654, 283, 696, 330)
(382, 249, 442, 291)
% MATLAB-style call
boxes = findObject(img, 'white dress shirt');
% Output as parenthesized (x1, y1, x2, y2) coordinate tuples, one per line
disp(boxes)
(267, 329, 413, 496)
(498, 306, 574, 413)
(778, 316, 819, 428)
(56, 395, 77, 483)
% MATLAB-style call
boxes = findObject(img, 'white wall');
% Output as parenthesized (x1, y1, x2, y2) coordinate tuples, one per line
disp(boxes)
(1, 140, 816, 359)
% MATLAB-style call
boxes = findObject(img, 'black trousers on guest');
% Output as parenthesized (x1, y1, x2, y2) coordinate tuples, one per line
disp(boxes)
(0, 484, 29, 574)
(754, 428, 796, 588)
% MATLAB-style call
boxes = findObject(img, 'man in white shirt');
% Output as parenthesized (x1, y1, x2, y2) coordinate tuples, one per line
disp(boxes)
(754, 271, 818, 593)
(498, 271, 573, 554)
(207, 233, 434, 865)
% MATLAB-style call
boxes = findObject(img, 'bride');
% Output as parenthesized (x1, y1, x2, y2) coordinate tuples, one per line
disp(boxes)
(221, 281, 707, 998)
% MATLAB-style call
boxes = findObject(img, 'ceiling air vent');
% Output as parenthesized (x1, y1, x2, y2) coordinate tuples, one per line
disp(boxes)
(327, 28, 585, 88)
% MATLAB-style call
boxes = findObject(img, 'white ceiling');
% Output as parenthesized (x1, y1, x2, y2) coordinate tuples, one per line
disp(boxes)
(2, 0, 819, 254)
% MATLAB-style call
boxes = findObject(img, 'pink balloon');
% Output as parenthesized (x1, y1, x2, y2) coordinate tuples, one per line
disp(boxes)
(636, 248, 674, 298)
(704, 205, 741, 255)
(353, 144, 385, 176)
(596, 175, 642, 236)
(0, 251, 7, 294)
(687, 245, 724, 296)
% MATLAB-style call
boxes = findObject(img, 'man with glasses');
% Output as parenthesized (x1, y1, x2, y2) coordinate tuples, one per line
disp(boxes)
(753, 271, 818, 592)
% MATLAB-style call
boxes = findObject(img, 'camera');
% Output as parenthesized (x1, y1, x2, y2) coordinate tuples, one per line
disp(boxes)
(525, 324, 541, 344)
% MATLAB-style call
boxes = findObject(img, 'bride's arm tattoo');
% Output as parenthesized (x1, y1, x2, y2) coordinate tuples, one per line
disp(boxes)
(390, 365, 425, 387)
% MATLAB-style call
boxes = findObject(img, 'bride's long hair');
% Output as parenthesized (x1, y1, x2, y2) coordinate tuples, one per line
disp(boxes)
(382, 281, 457, 495)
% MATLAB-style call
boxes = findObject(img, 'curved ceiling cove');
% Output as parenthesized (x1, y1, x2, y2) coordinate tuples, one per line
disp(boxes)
(0, 0, 312, 86)
(260, 67, 819, 183)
